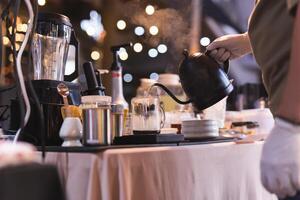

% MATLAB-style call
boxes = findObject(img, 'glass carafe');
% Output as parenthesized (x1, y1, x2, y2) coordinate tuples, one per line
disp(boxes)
(131, 96, 162, 134)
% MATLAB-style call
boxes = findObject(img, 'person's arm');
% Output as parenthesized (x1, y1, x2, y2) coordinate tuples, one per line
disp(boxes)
(277, 4, 300, 123)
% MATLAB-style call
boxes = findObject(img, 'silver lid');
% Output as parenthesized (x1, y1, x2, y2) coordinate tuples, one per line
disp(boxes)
(81, 95, 111, 105)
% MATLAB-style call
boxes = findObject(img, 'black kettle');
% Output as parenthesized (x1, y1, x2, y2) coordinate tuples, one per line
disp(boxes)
(153, 49, 233, 111)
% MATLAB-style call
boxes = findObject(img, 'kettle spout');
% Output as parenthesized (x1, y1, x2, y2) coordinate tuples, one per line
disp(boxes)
(152, 83, 192, 105)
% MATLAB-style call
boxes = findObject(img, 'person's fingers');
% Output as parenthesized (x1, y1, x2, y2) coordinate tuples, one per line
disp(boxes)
(276, 171, 297, 199)
(207, 40, 226, 51)
(208, 48, 231, 63)
(266, 173, 279, 194)
(220, 51, 231, 62)
(261, 165, 279, 194)
(215, 48, 226, 59)
(209, 49, 218, 58)
(264, 167, 297, 199)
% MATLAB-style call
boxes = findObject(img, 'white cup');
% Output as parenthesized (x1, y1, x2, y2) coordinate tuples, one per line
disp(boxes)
(202, 97, 227, 128)
(59, 117, 83, 147)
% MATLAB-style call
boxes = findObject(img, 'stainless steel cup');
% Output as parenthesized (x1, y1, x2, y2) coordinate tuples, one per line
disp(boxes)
(81, 96, 111, 145)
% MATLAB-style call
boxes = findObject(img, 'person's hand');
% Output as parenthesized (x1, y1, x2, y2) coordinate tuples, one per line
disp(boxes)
(206, 32, 252, 62)
(261, 118, 300, 199)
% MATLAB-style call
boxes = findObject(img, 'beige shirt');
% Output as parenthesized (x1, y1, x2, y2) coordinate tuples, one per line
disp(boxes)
(248, 0, 297, 115)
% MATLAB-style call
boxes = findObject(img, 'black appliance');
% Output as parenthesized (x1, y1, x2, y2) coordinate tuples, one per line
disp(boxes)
(10, 12, 81, 146)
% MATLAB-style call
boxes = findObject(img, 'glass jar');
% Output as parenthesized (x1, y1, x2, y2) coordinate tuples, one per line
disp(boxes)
(136, 78, 158, 97)
(131, 96, 162, 134)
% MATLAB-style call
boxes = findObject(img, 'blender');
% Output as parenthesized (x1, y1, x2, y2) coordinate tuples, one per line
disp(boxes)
(12, 12, 81, 146)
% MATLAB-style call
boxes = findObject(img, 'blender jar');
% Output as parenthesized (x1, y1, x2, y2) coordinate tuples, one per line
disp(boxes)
(32, 13, 76, 81)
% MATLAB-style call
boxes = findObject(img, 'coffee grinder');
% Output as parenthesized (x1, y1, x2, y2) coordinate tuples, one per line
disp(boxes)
(11, 12, 81, 145)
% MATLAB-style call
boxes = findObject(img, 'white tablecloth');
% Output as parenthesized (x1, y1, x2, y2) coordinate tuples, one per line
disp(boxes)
(42, 142, 277, 200)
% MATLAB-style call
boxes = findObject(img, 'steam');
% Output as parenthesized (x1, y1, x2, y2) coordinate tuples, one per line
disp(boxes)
(131, 8, 190, 58)
(118, 0, 192, 71)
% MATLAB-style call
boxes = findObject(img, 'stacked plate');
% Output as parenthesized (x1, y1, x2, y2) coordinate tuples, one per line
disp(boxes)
(181, 119, 219, 139)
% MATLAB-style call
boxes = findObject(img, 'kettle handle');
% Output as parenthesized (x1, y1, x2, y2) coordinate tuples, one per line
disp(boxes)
(152, 83, 192, 105)
(205, 50, 229, 74)
(64, 30, 79, 82)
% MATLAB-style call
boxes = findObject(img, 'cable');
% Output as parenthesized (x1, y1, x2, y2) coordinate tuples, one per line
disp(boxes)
(26, 0, 46, 160)
(13, 0, 33, 143)
(13, 0, 34, 144)
(7, 0, 25, 131)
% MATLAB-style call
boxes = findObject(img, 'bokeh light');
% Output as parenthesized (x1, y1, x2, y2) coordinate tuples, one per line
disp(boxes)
(15, 43, 20, 51)
(149, 26, 159, 35)
(86, 26, 96, 36)
(3, 36, 9, 45)
(21, 24, 28, 32)
(91, 51, 101, 60)
(38, 0, 46, 6)
(15, 33, 24, 42)
(200, 37, 211, 47)
(145, 5, 155, 15)
(133, 43, 143, 53)
(117, 20, 126, 30)
(157, 44, 167, 54)
(123, 73, 133, 83)
(150, 72, 159, 80)
(119, 48, 129, 61)
(148, 48, 158, 58)
(134, 26, 145, 36)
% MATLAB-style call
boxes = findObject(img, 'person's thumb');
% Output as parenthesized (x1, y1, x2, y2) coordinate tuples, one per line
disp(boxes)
(207, 40, 225, 51)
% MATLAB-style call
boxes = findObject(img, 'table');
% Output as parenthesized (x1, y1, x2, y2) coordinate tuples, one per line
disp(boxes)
(42, 142, 277, 200)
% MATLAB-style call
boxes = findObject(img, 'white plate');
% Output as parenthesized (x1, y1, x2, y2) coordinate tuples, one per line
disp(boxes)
(182, 119, 218, 126)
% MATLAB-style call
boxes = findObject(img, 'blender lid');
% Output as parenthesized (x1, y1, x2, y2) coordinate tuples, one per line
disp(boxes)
(37, 12, 72, 27)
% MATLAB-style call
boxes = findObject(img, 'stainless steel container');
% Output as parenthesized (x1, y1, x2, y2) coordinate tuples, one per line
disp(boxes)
(81, 96, 111, 145)
(111, 104, 124, 139)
